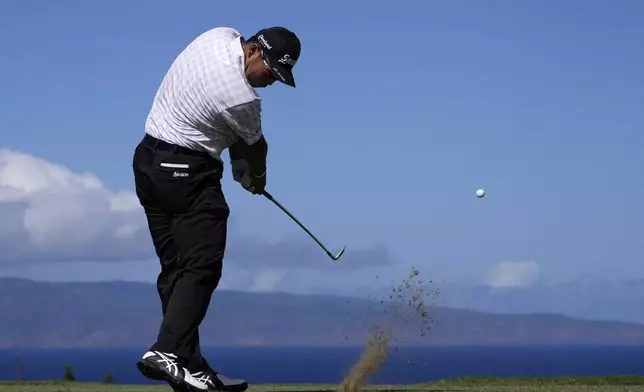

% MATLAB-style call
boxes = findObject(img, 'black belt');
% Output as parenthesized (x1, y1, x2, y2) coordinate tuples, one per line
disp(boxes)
(142, 134, 212, 159)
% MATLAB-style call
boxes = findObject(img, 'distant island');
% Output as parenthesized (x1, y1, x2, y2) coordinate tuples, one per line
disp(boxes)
(2, 278, 644, 348)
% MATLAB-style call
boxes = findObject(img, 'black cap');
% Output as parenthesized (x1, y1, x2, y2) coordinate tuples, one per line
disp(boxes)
(255, 27, 301, 87)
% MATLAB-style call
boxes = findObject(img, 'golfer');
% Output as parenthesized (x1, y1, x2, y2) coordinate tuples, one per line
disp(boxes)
(131, 26, 301, 392)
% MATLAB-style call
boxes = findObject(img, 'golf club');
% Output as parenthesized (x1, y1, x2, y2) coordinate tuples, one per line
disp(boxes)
(262, 190, 346, 261)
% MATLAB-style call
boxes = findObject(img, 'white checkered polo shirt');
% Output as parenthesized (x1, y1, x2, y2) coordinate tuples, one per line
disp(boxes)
(145, 27, 262, 161)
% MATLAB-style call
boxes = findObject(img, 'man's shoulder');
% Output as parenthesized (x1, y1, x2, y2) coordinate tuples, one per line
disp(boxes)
(208, 28, 260, 108)
(183, 27, 260, 109)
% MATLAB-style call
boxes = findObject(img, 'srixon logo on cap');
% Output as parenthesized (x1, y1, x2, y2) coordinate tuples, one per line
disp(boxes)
(278, 54, 297, 66)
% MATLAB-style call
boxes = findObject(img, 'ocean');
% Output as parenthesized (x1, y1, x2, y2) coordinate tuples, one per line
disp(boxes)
(0, 346, 643, 385)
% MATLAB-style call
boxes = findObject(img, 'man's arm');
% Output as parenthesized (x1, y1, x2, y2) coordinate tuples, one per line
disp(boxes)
(222, 100, 267, 177)
(243, 136, 268, 177)
(228, 140, 244, 161)
(229, 136, 267, 177)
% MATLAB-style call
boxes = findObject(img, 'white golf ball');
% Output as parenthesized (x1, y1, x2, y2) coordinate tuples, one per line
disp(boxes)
(476, 189, 485, 198)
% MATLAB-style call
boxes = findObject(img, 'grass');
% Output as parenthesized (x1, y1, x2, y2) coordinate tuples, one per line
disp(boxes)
(1, 376, 644, 392)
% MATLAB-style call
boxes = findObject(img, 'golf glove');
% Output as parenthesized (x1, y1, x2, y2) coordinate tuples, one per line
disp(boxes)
(230, 159, 254, 193)
(249, 170, 266, 195)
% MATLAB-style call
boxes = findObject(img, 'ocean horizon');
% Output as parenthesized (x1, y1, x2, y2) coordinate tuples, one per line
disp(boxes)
(1, 345, 643, 385)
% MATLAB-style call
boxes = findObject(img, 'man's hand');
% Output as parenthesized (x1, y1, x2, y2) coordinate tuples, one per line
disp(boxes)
(249, 170, 266, 195)
(231, 159, 266, 194)
(230, 159, 254, 193)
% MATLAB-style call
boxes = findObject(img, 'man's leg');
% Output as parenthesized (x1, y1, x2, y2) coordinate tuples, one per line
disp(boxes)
(147, 154, 248, 392)
(133, 142, 182, 320)
(151, 189, 228, 357)
(133, 137, 247, 391)
(134, 146, 228, 357)
(133, 140, 217, 392)
(140, 205, 203, 367)
(145, 209, 179, 312)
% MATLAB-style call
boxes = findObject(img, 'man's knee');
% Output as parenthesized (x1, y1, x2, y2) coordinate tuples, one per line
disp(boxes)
(189, 255, 223, 289)
(173, 206, 227, 260)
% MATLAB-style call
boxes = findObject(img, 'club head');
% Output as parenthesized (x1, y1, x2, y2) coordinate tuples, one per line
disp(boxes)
(330, 245, 346, 261)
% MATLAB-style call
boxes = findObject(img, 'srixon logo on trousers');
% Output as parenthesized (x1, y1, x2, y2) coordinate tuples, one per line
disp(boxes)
(160, 162, 190, 178)
(277, 54, 297, 66)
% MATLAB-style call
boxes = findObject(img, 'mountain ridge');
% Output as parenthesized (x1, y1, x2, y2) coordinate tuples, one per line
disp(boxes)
(2, 278, 644, 348)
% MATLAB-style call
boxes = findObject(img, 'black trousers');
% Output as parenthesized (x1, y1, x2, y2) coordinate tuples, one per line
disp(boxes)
(132, 134, 230, 370)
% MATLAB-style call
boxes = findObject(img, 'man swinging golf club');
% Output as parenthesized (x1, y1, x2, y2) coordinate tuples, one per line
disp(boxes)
(131, 26, 301, 392)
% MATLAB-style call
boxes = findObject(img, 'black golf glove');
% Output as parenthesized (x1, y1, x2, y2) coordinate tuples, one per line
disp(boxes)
(249, 170, 266, 194)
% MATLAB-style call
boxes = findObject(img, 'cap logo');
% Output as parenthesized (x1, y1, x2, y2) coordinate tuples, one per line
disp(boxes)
(258, 34, 272, 50)
(277, 54, 297, 66)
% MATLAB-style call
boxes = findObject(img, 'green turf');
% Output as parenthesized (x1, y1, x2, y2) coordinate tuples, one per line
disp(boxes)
(1, 377, 644, 392)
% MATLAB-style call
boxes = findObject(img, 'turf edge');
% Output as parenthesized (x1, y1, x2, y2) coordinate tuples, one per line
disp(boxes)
(1, 375, 644, 389)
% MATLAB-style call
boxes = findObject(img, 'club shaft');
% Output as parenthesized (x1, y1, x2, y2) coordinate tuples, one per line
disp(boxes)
(263, 191, 333, 256)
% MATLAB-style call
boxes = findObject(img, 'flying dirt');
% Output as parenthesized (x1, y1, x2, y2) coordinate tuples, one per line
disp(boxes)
(340, 326, 390, 392)
(339, 267, 439, 392)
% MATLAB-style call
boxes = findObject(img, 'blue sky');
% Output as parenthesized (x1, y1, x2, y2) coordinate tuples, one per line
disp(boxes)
(0, 0, 642, 296)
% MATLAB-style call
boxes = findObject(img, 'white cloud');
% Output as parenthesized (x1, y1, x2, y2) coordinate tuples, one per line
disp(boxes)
(484, 260, 540, 288)
(0, 148, 393, 274)
(0, 148, 150, 264)
(248, 269, 286, 292)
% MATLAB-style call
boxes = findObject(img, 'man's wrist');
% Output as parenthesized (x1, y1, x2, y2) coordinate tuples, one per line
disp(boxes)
(251, 168, 266, 178)
(229, 142, 244, 160)
(245, 136, 268, 178)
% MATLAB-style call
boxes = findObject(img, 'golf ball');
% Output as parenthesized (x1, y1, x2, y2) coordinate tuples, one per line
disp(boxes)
(476, 189, 485, 198)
